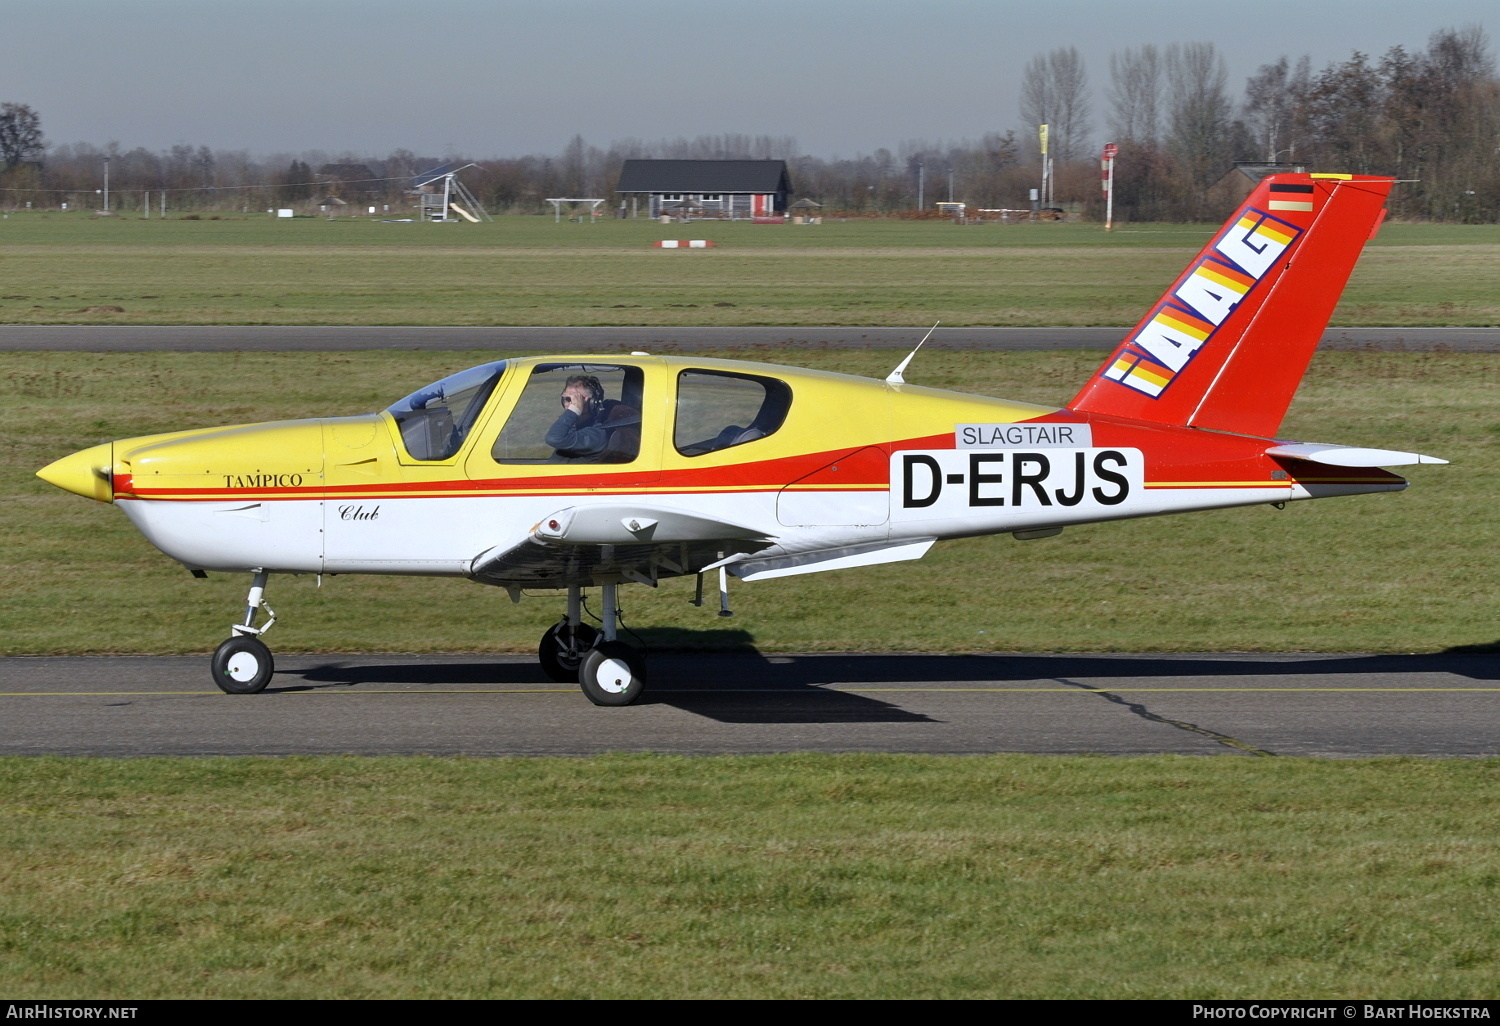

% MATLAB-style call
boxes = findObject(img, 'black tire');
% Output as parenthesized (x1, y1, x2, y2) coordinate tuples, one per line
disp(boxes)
(578, 641, 646, 706)
(211, 635, 275, 694)
(538, 621, 600, 682)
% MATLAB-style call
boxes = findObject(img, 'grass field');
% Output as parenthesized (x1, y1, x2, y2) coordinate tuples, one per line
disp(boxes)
(4, 348, 1493, 657)
(1, 213, 1497, 326)
(3, 754, 1498, 999)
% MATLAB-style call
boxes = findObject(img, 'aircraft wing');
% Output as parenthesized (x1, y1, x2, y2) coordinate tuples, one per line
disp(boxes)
(469, 503, 777, 589)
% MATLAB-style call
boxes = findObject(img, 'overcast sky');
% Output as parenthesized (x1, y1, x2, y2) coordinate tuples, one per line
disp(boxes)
(1, 0, 1493, 159)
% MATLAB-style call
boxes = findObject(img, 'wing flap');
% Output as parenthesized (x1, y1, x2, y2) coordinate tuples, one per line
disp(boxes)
(730, 539, 935, 582)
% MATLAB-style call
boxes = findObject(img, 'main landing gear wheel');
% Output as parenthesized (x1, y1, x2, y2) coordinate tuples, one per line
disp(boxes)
(579, 641, 646, 706)
(211, 635, 274, 694)
(538, 621, 600, 683)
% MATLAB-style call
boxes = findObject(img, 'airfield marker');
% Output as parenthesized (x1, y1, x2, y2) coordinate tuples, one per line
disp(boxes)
(1102, 141, 1118, 232)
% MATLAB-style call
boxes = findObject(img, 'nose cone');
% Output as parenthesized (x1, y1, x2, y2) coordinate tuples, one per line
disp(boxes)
(37, 442, 115, 503)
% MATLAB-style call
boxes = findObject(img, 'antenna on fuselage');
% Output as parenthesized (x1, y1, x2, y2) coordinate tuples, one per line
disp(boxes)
(885, 321, 940, 385)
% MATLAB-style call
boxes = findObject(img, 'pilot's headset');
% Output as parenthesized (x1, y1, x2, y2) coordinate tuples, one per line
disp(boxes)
(575, 375, 606, 409)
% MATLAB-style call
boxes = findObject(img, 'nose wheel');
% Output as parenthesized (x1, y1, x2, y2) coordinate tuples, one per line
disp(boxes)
(210, 570, 277, 695)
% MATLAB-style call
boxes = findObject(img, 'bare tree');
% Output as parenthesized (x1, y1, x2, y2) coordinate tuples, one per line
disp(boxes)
(1165, 42, 1233, 191)
(1107, 45, 1162, 145)
(1243, 55, 1311, 162)
(1427, 23, 1495, 87)
(0, 102, 45, 170)
(560, 133, 587, 194)
(1409, 26, 1499, 220)
(1019, 47, 1092, 162)
(192, 144, 215, 187)
(1302, 51, 1386, 174)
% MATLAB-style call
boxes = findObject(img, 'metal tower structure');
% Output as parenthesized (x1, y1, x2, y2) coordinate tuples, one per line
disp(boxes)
(413, 163, 493, 222)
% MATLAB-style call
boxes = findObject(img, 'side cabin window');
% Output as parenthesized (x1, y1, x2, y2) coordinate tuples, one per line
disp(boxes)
(492, 363, 645, 464)
(674, 370, 791, 456)
(387, 360, 507, 461)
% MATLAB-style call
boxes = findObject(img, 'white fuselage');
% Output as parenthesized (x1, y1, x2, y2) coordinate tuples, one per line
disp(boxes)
(116, 445, 1366, 581)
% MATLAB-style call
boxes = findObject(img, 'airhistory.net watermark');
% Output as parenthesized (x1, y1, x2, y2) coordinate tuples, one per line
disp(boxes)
(4, 1007, 138, 1020)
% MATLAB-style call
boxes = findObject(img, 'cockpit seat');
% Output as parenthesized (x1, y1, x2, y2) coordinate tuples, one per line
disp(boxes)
(717, 425, 766, 447)
(599, 404, 641, 462)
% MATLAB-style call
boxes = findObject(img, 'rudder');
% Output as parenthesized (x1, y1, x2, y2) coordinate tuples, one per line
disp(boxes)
(1068, 173, 1394, 437)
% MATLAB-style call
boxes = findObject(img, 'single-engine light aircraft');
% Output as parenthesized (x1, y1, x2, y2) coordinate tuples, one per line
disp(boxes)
(38, 173, 1445, 705)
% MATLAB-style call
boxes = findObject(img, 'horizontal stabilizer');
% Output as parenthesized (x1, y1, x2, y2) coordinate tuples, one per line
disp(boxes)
(1266, 443, 1449, 467)
(731, 538, 935, 582)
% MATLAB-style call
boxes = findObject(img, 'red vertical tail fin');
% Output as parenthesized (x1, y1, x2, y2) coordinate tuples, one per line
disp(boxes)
(1068, 173, 1394, 437)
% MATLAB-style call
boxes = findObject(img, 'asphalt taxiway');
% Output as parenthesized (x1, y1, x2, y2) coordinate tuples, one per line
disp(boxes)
(2, 651, 1497, 758)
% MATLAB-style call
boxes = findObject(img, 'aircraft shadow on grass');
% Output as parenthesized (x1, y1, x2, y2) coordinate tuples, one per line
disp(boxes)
(278, 631, 1500, 726)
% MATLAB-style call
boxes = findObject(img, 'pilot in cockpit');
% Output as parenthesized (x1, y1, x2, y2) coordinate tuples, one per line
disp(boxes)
(544, 374, 641, 463)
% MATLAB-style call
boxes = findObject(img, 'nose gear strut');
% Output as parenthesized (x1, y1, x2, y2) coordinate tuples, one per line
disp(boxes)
(211, 570, 277, 694)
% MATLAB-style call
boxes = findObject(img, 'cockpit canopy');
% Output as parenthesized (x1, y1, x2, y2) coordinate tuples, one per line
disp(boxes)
(386, 357, 795, 465)
(387, 360, 507, 461)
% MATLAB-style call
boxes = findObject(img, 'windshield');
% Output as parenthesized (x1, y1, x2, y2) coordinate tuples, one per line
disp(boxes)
(387, 360, 507, 461)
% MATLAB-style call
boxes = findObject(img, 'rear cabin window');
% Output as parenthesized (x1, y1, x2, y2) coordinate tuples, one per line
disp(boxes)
(674, 370, 791, 456)
(492, 364, 645, 464)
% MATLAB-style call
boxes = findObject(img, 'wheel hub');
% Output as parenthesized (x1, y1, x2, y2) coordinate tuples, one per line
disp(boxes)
(594, 658, 632, 693)
(225, 652, 261, 682)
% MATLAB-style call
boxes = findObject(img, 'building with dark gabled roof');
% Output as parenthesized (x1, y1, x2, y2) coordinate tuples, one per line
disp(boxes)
(1206, 161, 1311, 217)
(615, 159, 792, 219)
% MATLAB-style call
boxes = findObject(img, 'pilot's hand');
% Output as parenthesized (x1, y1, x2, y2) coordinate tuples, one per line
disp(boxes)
(561, 389, 590, 416)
